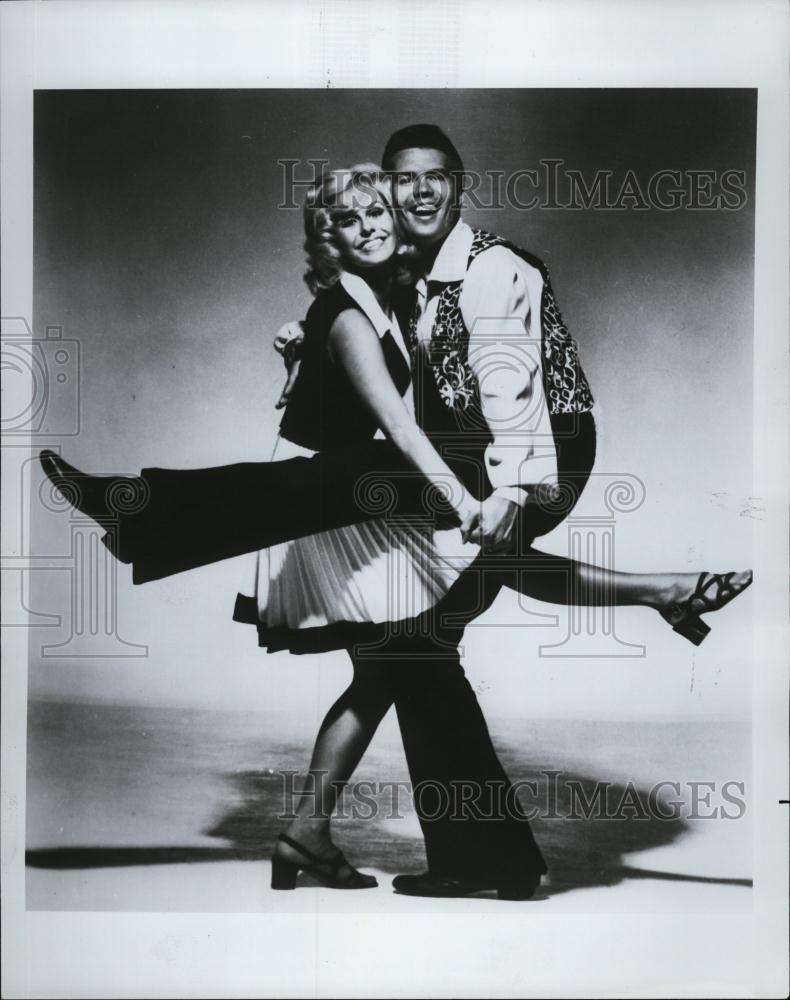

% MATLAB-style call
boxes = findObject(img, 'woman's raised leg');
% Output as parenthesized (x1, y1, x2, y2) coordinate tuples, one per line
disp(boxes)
(503, 550, 752, 645)
(509, 551, 748, 609)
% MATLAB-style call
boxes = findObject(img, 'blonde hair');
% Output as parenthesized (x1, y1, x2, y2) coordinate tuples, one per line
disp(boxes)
(303, 163, 402, 295)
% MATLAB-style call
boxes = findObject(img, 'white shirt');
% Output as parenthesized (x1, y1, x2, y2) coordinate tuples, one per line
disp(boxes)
(411, 220, 558, 505)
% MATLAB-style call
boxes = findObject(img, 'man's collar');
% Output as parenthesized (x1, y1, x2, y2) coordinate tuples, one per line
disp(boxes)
(417, 219, 474, 287)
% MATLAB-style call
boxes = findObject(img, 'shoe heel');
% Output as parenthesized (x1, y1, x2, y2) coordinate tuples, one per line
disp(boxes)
(673, 614, 710, 646)
(271, 856, 299, 890)
(497, 876, 540, 901)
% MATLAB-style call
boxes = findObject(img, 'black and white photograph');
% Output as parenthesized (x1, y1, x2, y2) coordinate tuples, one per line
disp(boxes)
(2, 2, 788, 998)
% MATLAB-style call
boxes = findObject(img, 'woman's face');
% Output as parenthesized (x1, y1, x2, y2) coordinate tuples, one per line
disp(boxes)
(332, 185, 397, 271)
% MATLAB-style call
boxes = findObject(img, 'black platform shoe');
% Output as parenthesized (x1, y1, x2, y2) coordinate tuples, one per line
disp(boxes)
(270, 834, 378, 890)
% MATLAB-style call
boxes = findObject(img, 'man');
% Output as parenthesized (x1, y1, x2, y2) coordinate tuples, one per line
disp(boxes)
(276, 124, 596, 898)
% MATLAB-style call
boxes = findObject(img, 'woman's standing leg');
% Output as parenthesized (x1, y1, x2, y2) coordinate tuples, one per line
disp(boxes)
(275, 659, 395, 862)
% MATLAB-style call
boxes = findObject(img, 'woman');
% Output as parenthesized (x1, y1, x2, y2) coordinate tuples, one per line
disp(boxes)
(235, 164, 484, 891)
(40, 164, 752, 891)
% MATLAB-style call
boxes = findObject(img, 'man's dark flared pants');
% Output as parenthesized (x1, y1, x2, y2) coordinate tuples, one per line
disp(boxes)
(345, 414, 595, 881)
(108, 414, 595, 882)
(348, 586, 549, 882)
(109, 440, 429, 584)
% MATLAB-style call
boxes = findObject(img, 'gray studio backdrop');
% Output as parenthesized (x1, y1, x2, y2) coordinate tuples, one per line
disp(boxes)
(29, 89, 755, 719)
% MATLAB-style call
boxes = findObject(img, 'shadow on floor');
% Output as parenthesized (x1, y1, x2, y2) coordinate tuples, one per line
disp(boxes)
(26, 765, 752, 895)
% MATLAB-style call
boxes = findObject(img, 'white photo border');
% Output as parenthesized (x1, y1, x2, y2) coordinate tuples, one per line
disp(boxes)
(2, 1, 787, 997)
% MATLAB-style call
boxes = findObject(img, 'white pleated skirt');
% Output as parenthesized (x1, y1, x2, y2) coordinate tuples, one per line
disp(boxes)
(238, 435, 479, 639)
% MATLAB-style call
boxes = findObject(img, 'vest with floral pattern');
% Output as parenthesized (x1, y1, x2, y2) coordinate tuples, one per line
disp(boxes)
(405, 229, 594, 421)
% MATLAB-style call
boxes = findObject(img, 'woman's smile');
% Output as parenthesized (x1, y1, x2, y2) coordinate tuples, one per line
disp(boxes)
(358, 235, 386, 252)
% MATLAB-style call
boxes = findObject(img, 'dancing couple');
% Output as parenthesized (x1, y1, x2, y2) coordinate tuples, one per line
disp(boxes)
(40, 124, 751, 900)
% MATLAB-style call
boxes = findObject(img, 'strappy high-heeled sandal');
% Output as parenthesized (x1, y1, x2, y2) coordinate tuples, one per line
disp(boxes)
(660, 570, 753, 645)
(270, 833, 378, 890)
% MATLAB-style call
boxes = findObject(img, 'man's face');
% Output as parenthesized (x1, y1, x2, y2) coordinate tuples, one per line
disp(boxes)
(388, 147, 460, 248)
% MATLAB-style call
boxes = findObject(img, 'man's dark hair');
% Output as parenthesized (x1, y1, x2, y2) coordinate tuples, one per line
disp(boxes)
(381, 123, 464, 174)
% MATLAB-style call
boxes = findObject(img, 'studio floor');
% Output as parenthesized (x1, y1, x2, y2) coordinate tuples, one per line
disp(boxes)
(25, 700, 752, 914)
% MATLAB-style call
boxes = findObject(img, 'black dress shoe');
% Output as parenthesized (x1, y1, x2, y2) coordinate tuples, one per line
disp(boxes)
(392, 871, 541, 901)
(39, 449, 145, 522)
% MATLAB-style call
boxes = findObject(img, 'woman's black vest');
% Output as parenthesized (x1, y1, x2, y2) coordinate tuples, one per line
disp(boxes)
(278, 281, 411, 452)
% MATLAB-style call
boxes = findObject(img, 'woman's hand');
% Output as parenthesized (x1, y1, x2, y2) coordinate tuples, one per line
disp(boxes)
(273, 320, 305, 409)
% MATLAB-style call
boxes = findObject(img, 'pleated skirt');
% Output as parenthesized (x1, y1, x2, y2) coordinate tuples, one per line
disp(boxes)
(234, 435, 479, 654)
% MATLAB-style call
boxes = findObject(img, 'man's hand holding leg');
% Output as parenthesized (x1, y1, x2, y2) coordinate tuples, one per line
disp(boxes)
(462, 493, 521, 552)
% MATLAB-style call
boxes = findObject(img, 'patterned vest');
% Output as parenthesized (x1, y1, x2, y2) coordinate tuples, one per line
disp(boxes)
(405, 229, 594, 425)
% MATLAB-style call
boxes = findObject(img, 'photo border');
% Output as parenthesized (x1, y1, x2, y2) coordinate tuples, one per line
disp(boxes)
(2, 2, 787, 997)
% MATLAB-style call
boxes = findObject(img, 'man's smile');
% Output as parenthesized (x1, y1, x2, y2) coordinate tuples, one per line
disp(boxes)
(410, 204, 440, 218)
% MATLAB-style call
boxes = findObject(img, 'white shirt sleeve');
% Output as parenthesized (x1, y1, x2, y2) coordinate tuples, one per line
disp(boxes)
(460, 247, 558, 505)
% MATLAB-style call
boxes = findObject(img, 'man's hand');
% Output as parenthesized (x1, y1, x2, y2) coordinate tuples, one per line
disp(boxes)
(273, 320, 305, 410)
(463, 494, 520, 551)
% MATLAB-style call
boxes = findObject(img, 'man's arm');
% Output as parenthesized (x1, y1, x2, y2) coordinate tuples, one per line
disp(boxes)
(461, 247, 558, 502)
(459, 247, 558, 549)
